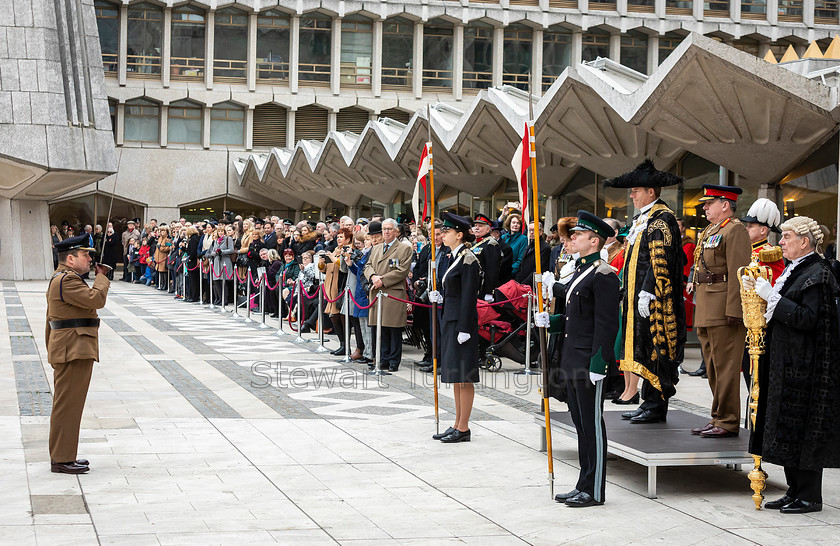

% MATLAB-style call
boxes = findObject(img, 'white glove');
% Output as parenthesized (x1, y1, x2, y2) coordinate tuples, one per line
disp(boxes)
(428, 290, 443, 304)
(741, 275, 756, 291)
(589, 372, 606, 385)
(484, 294, 494, 303)
(457, 332, 470, 344)
(541, 272, 556, 301)
(638, 290, 656, 319)
(534, 311, 550, 329)
(754, 277, 773, 301)
(558, 260, 576, 284)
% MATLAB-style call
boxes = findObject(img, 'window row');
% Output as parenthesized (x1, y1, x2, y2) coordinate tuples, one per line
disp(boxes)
(114, 99, 411, 148)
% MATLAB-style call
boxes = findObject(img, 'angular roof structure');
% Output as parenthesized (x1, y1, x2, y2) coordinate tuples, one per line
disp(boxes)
(235, 33, 840, 207)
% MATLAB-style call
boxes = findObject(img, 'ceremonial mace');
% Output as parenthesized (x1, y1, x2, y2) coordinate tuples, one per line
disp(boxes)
(738, 256, 772, 510)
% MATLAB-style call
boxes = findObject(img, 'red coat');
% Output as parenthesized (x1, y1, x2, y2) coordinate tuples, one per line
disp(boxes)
(139, 246, 150, 266)
(752, 240, 785, 285)
(682, 237, 696, 329)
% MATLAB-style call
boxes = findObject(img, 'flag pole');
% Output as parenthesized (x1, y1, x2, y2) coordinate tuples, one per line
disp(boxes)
(427, 104, 440, 435)
(529, 80, 554, 499)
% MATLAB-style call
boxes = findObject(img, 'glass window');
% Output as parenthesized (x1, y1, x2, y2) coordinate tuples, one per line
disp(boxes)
(210, 101, 245, 146)
(257, 10, 290, 82)
(126, 2, 162, 76)
(340, 15, 373, 87)
(382, 17, 413, 88)
(109, 100, 117, 141)
(560, 169, 596, 217)
(704, 0, 730, 16)
(777, 0, 803, 20)
(815, 0, 838, 22)
(542, 28, 571, 90)
(731, 38, 760, 57)
(167, 100, 202, 144)
(741, 0, 767, 18)
(589, 0, 618, 9)
(463, 23, 493, 90)
(124, 99, 159, 143)
(628, 0, 655, 11)
(620, 32, 648, 74)
(503, 25, 531, 90)
(94, 0, 119, 73)
(659, 33, 685, 65)
(781, 165, 838, 233)
(299, 13, 332, 84)
(171, 4, 205, 79)
(666, 0, 694, 14)
(423, 20, 453, 89)
(582, 30, 610, 62)
(214, 7, 248, 80)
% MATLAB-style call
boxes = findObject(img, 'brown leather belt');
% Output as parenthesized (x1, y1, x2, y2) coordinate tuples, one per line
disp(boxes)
(49, 318, 100, 329)
(697, 273, 727, 284)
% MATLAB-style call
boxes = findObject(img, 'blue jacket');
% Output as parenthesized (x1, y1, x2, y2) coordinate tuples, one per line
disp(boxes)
(349, 249, 370, 318)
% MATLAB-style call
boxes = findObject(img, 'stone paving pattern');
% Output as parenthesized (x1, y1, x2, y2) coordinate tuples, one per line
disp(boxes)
(2, 281, 839, 544)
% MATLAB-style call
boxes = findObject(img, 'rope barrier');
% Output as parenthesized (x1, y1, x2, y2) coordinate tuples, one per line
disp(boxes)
(300, 282, 320, 300)
(321, 284, 347, 304)
(347, 290, 379, 311)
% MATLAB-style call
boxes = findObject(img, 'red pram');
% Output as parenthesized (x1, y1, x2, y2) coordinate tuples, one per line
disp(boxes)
(476, 280, 538, 371)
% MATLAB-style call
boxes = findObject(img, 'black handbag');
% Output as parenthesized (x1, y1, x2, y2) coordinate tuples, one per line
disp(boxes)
(236, 253, 249, 267)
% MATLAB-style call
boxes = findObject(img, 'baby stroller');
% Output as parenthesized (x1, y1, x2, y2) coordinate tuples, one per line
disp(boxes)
(477, 280, 538, 371)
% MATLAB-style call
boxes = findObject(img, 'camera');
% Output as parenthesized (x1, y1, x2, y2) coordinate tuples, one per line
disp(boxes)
(414, 279, 430, 303)
(348, 248, 364, 263)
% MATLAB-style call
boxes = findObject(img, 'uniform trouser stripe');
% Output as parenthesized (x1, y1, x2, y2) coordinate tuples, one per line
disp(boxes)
(594, 379, 605, 503)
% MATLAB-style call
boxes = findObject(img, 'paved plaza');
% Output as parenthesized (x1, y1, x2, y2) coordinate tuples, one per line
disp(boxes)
(2, 281, 839, 544)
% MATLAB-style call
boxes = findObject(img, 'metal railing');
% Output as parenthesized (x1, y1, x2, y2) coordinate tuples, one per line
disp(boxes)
(463, 70, 492, 90)
(256, 60, 289, 82)
(170, 56, 205, 79)
(213, 58, 247, 81)
(298, 62, 331, 85)
(502, 72, 530, 90)
(381, 66, 411, 88)
(126, 54, 161, 77)
(422, 68, 452, 90)
(102, 52, 118, 73)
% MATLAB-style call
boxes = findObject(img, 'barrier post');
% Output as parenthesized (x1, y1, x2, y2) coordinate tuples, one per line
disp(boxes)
(293, 281, 306, 344)
(231, 267, 241, 319)
(515, 293, 539, 376)
(365, 292, 390, 376)
(275, 277, 287, 336)
(220, 267, 227, 313)
(244, 271, 253, 323)
(208, 264, 215, 309)
(197, 263, 204, 305)
(314, 285, 329, 352)
(259, 274, 270, 329)
(340, 288, 352, 362)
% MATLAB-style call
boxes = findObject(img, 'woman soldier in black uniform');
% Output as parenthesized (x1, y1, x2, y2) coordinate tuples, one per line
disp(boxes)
(428, 212, 481, 443)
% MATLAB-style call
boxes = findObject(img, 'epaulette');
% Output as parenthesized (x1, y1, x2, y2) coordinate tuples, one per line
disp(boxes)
(759, 246, 783, 263)
(462, 250, 478, 265)
(595, 260, 614, 275)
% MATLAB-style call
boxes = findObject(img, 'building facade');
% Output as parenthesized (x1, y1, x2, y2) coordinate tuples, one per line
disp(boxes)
(49, 0, 840, 244)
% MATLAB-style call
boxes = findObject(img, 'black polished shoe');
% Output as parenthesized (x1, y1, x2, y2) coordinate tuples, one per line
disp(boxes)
(330, 346, 346, 356)
(554, 489, 580, 502)
(300, 324, 312, 334)
(689, 366, 707, 377)
(612, 393, 640, 405)
(630, 410, 666, 424)
(603, 390, 620, 400)
(780, 499, 822, 514)
(764, 495, 795, 510)
(75, 459, 89, 466)
(621, 408, 645, 420)
(388, 365, 400, 372)
(51, 461, 90, 474)
(565, 491, 603, 507)
(415, 359, 432, 367)
(419, 365, 434, 373)
(433, 427, 456, 440)
(440, 429, 470, 443)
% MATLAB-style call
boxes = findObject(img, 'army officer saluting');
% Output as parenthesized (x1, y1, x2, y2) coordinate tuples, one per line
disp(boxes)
(47, 234, 111, 474)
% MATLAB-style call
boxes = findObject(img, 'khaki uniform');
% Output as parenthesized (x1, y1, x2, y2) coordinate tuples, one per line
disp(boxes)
(364, 241, 413, 328)
(45, 265, 110, 463)
(693, 217, 751, 433)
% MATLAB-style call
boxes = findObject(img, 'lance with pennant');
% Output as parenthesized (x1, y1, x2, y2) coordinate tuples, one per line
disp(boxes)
(427, 104, 440, 435)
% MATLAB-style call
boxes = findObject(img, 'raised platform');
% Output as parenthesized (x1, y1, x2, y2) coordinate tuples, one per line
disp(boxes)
(536, 409, 753, 498)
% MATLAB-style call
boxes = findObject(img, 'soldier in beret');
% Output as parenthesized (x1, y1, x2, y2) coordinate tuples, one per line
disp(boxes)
(470, 213, 501, 302)
(46, 235, 111, 474)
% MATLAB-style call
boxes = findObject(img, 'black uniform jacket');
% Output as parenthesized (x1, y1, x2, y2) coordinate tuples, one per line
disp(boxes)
(471, 237, 501, 298)
(441, 247, 479, 333)
(548, 254, 620, 383)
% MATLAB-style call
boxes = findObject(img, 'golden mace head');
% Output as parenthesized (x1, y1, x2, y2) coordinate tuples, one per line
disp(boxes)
(739, 256, 772, 331)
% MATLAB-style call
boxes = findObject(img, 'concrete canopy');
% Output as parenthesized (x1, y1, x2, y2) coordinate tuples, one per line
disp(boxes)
(235, 33, 840, 209)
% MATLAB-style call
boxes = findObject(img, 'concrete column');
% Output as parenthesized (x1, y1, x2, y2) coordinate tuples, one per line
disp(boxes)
(767, 0, 779, 24)
(572, 31, 583, 66)
(532, 29, 543, 97)
(413, 22, 423, 99)
(492, 27, 504, 88)
(290, 16, 300, 93)
(579, 0, 589, 12)
(328, 111, 337, 132)
(654, 0, 665, 18)
(731, 0, 742, 22)
(453, 24, 464, 100)
(618, 0, 628, 16)
(372, 19, 383, 97)
(245, 107, 254, 150)
(162, 7, 172, 88)
(116, 103, 125, 146)
(544, 196, 560, 233)
(118, 4, 127, 85)
(693, 0, 704, 20)
(205, 10, 215, 89)
(647, 34, 659, 75)
(331, 17, 342, 96)
(758, 42, 771, 59)
(247, 12, 257, 91)
(0, 199, 53, 280)
(160, 105, 168, 148)
(202, 106, 211, 149)
(610, 33, 621, 63)
(286, 109, 295, 147)
(804, 0, 815, 26)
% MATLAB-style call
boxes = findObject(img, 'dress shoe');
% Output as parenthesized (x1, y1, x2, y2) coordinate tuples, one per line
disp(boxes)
(388, 364, 400, 372)
(300, 324, 312, 334)
(691, 423, 715, 435)
(350, 348, 363, 361)
(565, 491, 603, 507)
(554, 489, 580, 502)
(330, 346, 346, 356)
(612, 393, 640, 405)
(415, 359, 432, 367)
(419, 364, 433, 373)
(621, 408, 645, 420)
(764, 495, 795, 510)
(689, 366, 707, 377)
(75, 459, 89, 466)
(699, 426, 737, 438)
(630, 410, 666, 424)
(440, 429, 470, 443)
(51, 461, 90, 474)
(780, 499, 822, 514)
(269, 312, 279, 318)
(603, 390, 621, 400)
(433, 427, 456, 440)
